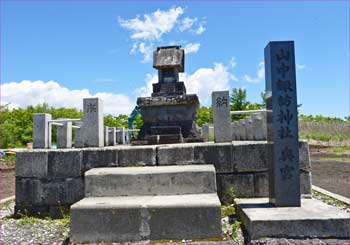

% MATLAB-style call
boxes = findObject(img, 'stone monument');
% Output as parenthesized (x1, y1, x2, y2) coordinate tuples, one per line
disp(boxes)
(135, 46, 203, 144)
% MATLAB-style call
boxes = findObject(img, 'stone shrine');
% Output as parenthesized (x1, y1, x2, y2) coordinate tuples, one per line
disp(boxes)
(135, 46, 203, 144)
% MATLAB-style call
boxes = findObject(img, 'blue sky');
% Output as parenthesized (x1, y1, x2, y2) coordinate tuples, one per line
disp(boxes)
(1, 1, 349, 117)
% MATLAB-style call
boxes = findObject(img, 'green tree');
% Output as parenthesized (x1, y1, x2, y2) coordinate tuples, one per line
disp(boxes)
(196, 106, 213, 126)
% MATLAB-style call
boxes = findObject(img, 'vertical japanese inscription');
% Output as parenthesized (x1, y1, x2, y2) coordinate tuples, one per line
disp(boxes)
(265, 41, 300, 207)
(212, 91, 231, 143)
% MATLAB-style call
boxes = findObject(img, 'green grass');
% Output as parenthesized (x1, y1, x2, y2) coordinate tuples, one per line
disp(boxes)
(327, 145, 350, 154)
(230, 220, 241, 240)
(323, 156, 350, 162)
(312, 190, 350, 208)
(299, 132, 350, 142)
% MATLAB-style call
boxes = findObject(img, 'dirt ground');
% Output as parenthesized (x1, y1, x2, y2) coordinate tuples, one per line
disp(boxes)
(310, 146, 350, 198)
(1, 169, 15, 199)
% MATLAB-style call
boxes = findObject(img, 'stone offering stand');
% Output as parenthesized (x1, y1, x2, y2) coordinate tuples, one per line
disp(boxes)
(14, 41, 350, 243)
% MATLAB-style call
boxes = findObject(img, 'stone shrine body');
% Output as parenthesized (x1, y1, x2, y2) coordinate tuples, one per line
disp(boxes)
(135, 46, 203, 145)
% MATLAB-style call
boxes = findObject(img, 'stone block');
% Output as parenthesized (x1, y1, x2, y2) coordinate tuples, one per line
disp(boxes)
(108, 127, 116, 146)
(193, 142, 233, 173)
(48, 149, 83, 177)
(232, 142, 267, 172)
(118, 146, 156, 166)
(83, 147, 118, 171)
(57, 121, 72, 148)
(83, 98, 104, 147)
(33, 113, 52, 149)
(299, 140, 311, 170)
(104, 126, 109, 146)
(212, 91, 231, 143)
(157, 144, 194, 165)
(236, 198, 350, 240)
(15, 178, 44, 205)
(85, 165, 217, 197)
(300, 170, 312, 194)
(49, 205, 70, 219)
(216, 173, 255, 204)
(70, 194, 222, 243)
(245, 117, 254, 140)
(15, 150, 48, 178)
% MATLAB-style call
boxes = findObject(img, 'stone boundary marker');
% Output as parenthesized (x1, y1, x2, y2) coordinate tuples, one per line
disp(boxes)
(312, 185, 350, 205)
(212, 91, 231, 143)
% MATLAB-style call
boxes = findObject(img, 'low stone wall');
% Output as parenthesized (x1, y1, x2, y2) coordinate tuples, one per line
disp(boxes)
(15, 141, 311, 216)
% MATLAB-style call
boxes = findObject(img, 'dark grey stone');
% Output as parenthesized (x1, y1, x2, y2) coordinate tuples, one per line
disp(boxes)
(193, 143, 233, 173)
(15, 205, 49, 217)
(265, 41, 300, 207)
(15, 178, 44, 205)
(108, 127, 116, 146)
(48, 149, 83, 177)
(118, 146, 156, 166)
(83, 147, 118, 171)
(57, 121, 72, 148)
(232, 142, 267, 172)
(15, 150, 48, 177)
(216, 173, 255, 204)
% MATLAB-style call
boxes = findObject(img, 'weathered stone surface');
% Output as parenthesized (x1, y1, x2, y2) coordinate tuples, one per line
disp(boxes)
(104, 126, 109, 146)
(15, 150, 48, 177)
(194, 143, 232, 173)
(82, 147, 118, 171)
(108, 127, 116, 146)
(202, 123, 210, 141)
(239, 119, 246, 140)
(70, 194, 222, 243)
(49, 205, 70, 219)
(85, 165, 216, 197)
(216, 173, 255, 203)
(48, 149, 83, 177)
(232, 142, 267, 172)
(153, 46, 184, 71)
(300, 170, 312, 195)
(15, 178, 44, 205)
(236, 198, 350, 240)
(33, 113, 52, 149)
(212, 91, 231, 143)
(245, 117, 254, 140)
(299, 140, 311, 170)
(117, 127, 126, 144)
(57, 121, 72, 148)
(157, 144, 194, 165)
(15, 205, 49, 217)
(118, 146, 156, 166)
(265, 41, 300, 207)
(82, 98, 104, 147)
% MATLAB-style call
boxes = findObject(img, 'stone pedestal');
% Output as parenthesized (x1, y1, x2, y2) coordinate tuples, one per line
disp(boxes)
(33, 113, 52, 149)
(135, 46, 203, 145)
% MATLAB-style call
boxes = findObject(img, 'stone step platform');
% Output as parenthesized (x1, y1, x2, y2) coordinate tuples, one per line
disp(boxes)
(70, 194, 222, 243)
(85, 165, 217, 197)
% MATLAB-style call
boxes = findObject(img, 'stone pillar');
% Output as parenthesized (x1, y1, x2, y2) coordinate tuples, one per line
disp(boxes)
(108, 127, 116, 146)
(202, 124, 210, 141)
(104, 126, 109, 146)
(83, 98, 104, 147)
(265, 41, 300, 207)
(57, 122, 72, 148)
(33, 113, 52, 149)
(212, 91, 231, 143)
(74, 122, 84, 148)
(239, 119, 246, 140)
(117, 127, 126, 144)
(231, 121, 238, 141)
(245, 117, 254, 140)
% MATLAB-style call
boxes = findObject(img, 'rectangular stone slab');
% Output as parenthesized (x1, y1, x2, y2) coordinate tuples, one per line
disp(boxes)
(236, 198, 350, 240)
(70, 194, 222, 243)
(85, 165, 217, 197)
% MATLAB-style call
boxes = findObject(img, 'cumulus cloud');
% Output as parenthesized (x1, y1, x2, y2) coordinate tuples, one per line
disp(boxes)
(243, 61, 265, 83)
(2, 80, 134, 115)
(136, 63, 237, 105)
(119, 6, 206, 62)
(183, 43, 200, 54)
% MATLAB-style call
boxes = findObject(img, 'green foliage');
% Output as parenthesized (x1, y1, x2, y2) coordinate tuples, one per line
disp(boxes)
(103, 114, 129, 128)
(230, 220, 241, 240)
(300, 114, 348, 123)
(230, 88, 265, 120)
(196, 106, 213, 126)
(221, 205, 235, 218)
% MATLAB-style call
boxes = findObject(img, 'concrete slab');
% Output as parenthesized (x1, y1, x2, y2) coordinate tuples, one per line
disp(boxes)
(70, 194, 222, 243)
(236, 198, 350, 240)
(85, 165, 217, 197)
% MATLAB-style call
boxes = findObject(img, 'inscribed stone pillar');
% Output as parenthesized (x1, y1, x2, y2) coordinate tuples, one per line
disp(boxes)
(57, 121, 72, 148)
(83, 98, 104, 147)
(265, 41, 300, 207)
(212, 91, 231, 143)
(33, 113, 52, 149)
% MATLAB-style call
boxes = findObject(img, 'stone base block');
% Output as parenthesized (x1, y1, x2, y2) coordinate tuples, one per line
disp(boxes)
(85, 165, 217, 197)
(236, 198, 350, 240)
(70, 194, 222, 243)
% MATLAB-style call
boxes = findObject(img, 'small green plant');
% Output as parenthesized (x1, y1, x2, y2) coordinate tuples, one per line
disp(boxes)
(230, 220, 241, 240)
(229, 187, 236, 203)
(312, 190, 350, 208)
(221, 204, 235, 218)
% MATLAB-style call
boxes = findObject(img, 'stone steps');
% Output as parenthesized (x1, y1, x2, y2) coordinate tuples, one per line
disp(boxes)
(70, 194, 222, 243)
(85, 164, 217, 197)
(70, 164, 222, 243)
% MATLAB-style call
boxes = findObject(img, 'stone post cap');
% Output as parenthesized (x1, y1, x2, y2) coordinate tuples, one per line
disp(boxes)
(153, 46, 184, 72)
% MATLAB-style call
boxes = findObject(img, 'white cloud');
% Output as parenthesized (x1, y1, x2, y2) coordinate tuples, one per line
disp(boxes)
(93, 78, 116, 83)
(229, 57, 237, 68)
(2, 80, 134, 115)
(119, 6, 206, 61)
(296, 64, 306, 71)
(179, 17, 197, 31)
(195, 23, 205, 35)
(243, 61, 265, 83)
(183, 43, 200, 54)
(136, 63, 236, 105)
